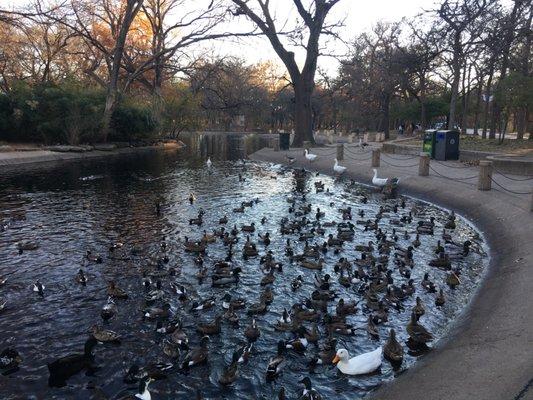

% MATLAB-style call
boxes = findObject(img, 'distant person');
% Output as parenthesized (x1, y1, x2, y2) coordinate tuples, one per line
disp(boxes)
(398, 124, 404, 135)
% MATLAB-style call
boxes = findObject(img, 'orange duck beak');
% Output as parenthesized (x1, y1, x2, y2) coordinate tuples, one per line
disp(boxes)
(332, 355, 340, 364)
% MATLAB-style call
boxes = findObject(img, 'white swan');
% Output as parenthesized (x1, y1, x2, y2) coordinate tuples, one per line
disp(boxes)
(332, 347, 382, 375)
(206, 157, 212, 168)
(333, 158, 347, 174)
(304, 149, 317, 162)
(372, 168, 399, 187)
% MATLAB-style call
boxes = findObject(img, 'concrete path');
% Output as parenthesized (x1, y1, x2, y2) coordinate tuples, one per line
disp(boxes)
(251, 145, 533, 400)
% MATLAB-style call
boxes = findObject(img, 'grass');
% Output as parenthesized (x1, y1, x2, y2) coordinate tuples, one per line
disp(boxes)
(397, 135, 533, 155)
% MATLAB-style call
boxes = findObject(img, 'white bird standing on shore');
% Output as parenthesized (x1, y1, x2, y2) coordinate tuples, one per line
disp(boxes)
(206, 157, 212, 168)
(372, 169, 399, 187)
(304, 149, 317, 162)
(332, 347, 382, 375)
(333, 159, 346, 174)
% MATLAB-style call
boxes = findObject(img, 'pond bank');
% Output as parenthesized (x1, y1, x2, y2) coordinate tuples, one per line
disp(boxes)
(250, 146, 533, 400)
(0, 141, 184, 170)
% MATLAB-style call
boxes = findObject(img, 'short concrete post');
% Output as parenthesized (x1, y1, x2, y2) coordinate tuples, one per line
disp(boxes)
(372, 149, 381, 167)
(478, 161, 493, 191)
(336, 143, 344, 161)
(419, 153, 430, 176)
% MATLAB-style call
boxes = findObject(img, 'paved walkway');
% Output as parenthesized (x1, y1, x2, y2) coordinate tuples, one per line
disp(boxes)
(251, 145, 533, 400)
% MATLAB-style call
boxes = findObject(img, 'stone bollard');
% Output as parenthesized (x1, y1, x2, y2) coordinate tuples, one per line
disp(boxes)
(419, 153, 430, 176)
(372, 149, 381, 167)
(478, 161, 493, 191)
(336, 143, 344, 161)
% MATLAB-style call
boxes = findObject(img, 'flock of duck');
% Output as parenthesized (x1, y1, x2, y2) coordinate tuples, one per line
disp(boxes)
(0, 154, 483, 400)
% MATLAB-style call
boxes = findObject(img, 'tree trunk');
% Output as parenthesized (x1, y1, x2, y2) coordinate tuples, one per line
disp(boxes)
(380, 91, 391, 139)
(482, 63, 494, 139)
(420, 75, 427, 129)
(473, 81, 483, 135)
(448, 33, 462, 130)
(293, 81, 315, 147)
(100, 0, 144, 142)
(461, 64, 472, 133)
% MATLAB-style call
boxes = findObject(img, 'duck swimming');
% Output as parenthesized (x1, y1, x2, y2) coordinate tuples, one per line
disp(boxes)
(47, 337, 97, 387)
(332, 347, 382, 375)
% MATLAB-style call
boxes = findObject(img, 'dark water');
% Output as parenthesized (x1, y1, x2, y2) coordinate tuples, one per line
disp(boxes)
(0, 135, 487, 399)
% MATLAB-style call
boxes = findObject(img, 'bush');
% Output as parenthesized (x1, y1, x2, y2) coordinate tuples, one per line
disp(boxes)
(0, 81, 161, 144)
(111, 101, 158, 142)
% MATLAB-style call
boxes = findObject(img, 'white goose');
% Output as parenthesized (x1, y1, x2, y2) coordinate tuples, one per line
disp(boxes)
(332, 347, 382, 375)
(304, 149, 317, 162)
(206, 157, 212, 168)
(333, 159, 346, 174)
(372, 169, 400, 187)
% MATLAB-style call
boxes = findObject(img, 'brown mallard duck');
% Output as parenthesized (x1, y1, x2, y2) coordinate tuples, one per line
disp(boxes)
(412, 297, 425, 320)
(300, 258, 324, 270)
(90, 324, 121, 343)
(244, 318, 260, 342)
(196, 315, 222, 335)
(435, 288, 446, 306)
(406, 312, 433, 344)
(218, 352, 239, 386)
(181, 336, 209, 369)
(383, 328, 403, 363)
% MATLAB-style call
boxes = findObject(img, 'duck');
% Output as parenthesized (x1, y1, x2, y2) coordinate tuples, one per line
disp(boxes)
(197, 315, 222, 335)
(33, 280, 45, 296)
(299, 376, 322, 400)
(241, 223, 256, 233)
(412, 297, 425, 320)
(406, 312, 433, 344)
(336, 298, 358, 317)
(300, 258, 324, 270)
(0, 299, 6, 312)
(218, 352, 239, 386)
(117, 376, 154, 400)
(285, 327, 309, 353)
(332, 347, 382, 375)
(206, 157, 212, 168)
(75, 269, 88, 285)
(333, 159, 346, 174)
(247, 299, 267, 315)
(47, 337, 98, 387)
(446, 271, 461, 288)
(304, 149, 317, 162)
(244, 318, 261, 342)
(435, 288, 446, 306)
(383, 328, 403, 364)
(86, 250, 103, 263)
(170, 321, 189, 348)
(266, 340, 286, 381)
(101, 297, 117, 321)
(371, 169, 398, 187)
(143, 303, 171, 320)
(219, 215, 228, 224)
(366, 315, 379, 339)
(107, 281, 128, 299)
(91, 324, 121, 343)
(291, 275, 303, 291)
(184, 237, 206, 253)
(190, 298, 215, 312)
(0, 348, 22, 374)
(310, 338, 338, 369)
(162, 339, 181, 359)
(182, 336, 209, 369)
(221, 293, 246, 310)
(237, 341, 253, 364)
(421, 273, 437, 293)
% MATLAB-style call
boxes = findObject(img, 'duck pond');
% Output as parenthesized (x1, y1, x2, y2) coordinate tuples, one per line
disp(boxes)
(0, 134, 488, 399)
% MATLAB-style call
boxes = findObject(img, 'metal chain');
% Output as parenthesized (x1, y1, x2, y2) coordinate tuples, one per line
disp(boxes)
(490, 177, 533, 195)
(429, 165, 478, 181)
(493, 168, 533, 182)
(380, 158, 419, 168)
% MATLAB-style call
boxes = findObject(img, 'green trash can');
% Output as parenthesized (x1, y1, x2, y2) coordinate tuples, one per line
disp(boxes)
(422, 130, 436, 158)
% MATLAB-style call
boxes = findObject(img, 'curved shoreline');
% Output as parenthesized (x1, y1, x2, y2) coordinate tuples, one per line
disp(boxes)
(250, 147, 533, 400)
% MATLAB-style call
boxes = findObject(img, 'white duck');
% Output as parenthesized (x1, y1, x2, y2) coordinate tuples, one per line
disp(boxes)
(372, 169, 399, 187)
(332, 347, 382, 375)
(333, 159, 346, 174)
(304, 149, 317, 162)
(206, 157, 212, 168)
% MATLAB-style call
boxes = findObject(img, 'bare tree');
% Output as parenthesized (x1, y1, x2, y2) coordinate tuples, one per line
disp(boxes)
(229, 0, 343, 146)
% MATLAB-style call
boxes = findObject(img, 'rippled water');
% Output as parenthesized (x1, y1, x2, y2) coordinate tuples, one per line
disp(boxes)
(0, 141, 487, 399)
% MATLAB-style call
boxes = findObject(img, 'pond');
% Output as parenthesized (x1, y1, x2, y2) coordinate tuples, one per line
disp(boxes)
(0, 134, 487, 399)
